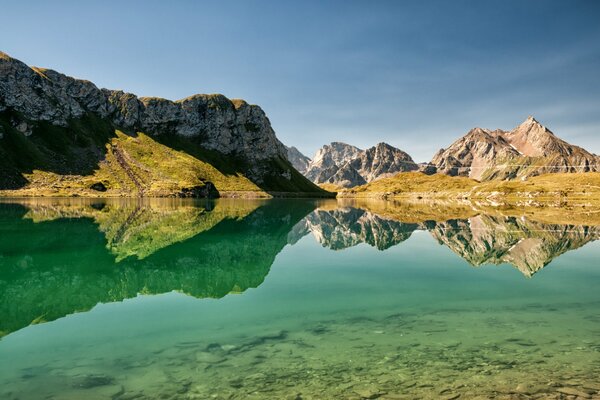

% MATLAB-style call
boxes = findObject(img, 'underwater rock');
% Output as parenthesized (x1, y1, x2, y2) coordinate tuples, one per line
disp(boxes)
(72, 374, 115, 388)
(195, 351, 226, 364)
(556, 387, 592, 398)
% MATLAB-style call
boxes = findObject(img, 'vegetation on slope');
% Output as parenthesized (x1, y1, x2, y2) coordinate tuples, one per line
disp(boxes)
(340, 171, 600, 201)
(0, 111, 332, 197)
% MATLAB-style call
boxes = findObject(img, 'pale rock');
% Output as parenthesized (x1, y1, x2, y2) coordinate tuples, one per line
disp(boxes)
(305, 142, 418, 188)
(426, 116, 600, 181)
(286, 145, 311, 173)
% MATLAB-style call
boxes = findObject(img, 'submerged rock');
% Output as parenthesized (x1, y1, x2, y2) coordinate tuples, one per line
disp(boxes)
(72, 374, 114, 389)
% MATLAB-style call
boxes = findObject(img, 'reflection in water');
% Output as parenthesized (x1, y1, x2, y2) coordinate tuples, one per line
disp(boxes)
(0, 198, 315, 337)
(291, 204, 600, 277)
(0, 198, 599, 399)
(1, 198, 600, 337)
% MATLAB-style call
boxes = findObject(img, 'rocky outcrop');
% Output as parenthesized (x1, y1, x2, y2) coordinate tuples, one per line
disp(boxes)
(0, 51, 325, 194)
(426, 116, 600, 181)
(305, 142, 418, 188)
(350, 142, 419, 182)
(286, 145, 311, 173)
(0, 52, 285, 162)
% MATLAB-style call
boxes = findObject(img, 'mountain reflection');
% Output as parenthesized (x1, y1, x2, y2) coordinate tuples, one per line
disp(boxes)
(0, 198, 316, 337)
(290, 200, 600, 277)
(1, 198, 599, 337)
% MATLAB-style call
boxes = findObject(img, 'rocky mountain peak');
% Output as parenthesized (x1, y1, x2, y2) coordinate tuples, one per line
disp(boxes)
(427, 116, 599, 181)
(304, 141, 417, 188)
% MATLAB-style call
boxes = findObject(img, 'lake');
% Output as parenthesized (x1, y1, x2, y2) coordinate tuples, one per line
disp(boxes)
(0, 198, 599, 400)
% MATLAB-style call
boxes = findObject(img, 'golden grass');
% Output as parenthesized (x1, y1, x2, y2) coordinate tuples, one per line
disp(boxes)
(0, 130, 270, 197)
(340, 171, 600, 204)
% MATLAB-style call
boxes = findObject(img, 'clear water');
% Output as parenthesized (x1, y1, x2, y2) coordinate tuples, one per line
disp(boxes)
(0, 198, 599, 400)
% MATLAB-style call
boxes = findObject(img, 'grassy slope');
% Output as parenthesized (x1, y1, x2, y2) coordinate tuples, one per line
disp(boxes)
(340, 172, 478, 198)
(340, 171, 600, 203)
(0, 112, 331, 197)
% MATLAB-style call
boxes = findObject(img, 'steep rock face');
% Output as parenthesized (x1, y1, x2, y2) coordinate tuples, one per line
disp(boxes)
(286, 145, 311, 173)
(0, 51, 323, 193)
(426, 116, 600, 181)
(350, 142, 419, 182)
(304, 142, 362, 183)
(0, 52, 286, 161)
(305, 142, 418, 188)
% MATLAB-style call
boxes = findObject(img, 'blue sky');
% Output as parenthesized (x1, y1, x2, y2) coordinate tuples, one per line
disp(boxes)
(2, 0, 599, 161)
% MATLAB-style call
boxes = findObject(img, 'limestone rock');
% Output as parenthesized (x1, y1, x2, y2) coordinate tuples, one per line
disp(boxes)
(426, 116, 600, 181)
(305, 142, 418, 188)
(0, 51, 295, 185)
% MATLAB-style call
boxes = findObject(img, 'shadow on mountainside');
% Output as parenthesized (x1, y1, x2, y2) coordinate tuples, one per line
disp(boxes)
(0, 111, 115, 189)
(0, 111, 329, 196)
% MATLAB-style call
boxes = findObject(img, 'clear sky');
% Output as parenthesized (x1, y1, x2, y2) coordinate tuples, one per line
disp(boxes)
(2, 0, 599, 161)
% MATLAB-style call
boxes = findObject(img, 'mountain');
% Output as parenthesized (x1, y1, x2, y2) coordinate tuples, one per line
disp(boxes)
(285, 145, 311, 173)
(304, 142, 418, 188)
(0, 51, 329, 197)
(426, 116, 600, 181)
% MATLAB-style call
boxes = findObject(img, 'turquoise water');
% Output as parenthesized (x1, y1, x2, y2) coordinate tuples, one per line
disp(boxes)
(0, 198, 599, 399)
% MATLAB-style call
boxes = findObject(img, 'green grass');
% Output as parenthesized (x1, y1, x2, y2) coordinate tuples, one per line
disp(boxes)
(0, 111, 330, 197)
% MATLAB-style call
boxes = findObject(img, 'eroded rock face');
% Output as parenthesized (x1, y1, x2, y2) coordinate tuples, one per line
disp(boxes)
(0, 51, 287, 165)
(305, 142, 418, 188)
(426, 116, 600, 181)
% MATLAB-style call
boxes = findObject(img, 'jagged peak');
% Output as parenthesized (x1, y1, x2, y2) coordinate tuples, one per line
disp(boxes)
(512, 115, 554, 138)
(328, 141, 360, 149)
(467, 127, 491, 135)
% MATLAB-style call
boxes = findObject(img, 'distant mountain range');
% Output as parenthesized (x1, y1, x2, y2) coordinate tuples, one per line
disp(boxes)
(289, 142, 418, 188)
(288, 116, 599, 188)
(426, 116, 600, 180)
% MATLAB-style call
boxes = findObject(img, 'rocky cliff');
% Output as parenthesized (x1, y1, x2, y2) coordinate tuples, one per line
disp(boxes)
(304, 142, 418, 188)
(0, 51, 327, 196)
(426, 116, 600, 181)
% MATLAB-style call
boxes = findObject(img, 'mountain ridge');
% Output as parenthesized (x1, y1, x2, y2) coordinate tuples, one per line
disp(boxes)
(0, 51, 329, 197)
(304, 141, 418, 188)
(425, 116, 600, 180)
